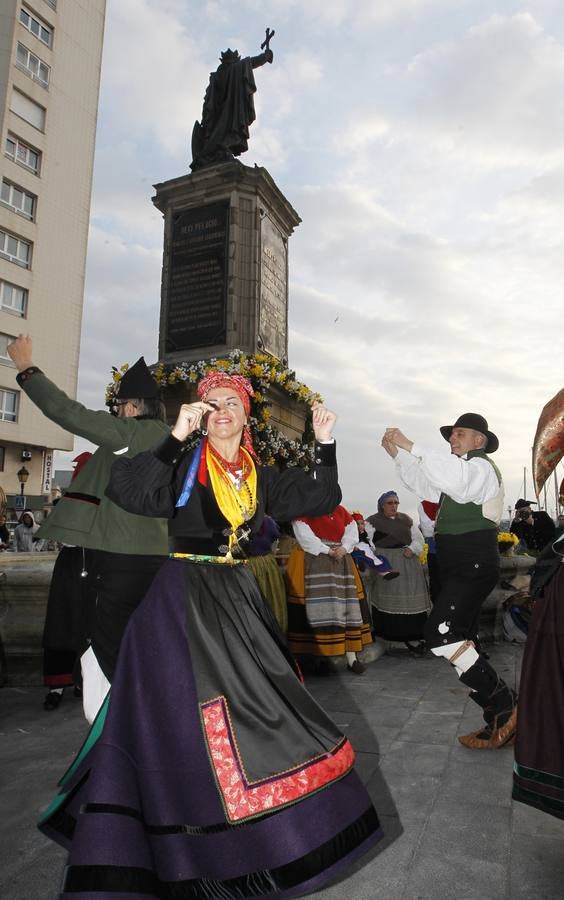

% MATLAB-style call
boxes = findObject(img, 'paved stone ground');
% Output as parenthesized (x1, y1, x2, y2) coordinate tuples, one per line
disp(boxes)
(1, 642, 564, 899)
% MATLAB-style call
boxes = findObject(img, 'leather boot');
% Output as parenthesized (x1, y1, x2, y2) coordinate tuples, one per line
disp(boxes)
(457, 659, 517, 749)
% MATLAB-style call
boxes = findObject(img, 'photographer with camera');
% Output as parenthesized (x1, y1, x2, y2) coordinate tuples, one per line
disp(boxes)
(510, 498, 556, 556)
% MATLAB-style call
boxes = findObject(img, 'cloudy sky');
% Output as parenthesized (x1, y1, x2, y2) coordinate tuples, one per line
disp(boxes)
(59, 0, 564, 520)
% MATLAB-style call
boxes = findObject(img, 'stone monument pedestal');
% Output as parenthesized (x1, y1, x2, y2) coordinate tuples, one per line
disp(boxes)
(153, 161, 301, 366)
(153, 161, 309, 441)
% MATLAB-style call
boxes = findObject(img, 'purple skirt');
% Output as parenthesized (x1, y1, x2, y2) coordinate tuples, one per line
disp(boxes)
(39, 559, 382, 897)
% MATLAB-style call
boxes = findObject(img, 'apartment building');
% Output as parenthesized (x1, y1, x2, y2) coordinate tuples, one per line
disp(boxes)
(0, 0, 105, 506)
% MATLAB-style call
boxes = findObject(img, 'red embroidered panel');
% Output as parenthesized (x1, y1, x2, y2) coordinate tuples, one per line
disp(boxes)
(201, 696, 355, 823)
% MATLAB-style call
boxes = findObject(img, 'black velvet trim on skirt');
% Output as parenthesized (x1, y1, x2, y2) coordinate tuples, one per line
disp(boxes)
(61, 806, 379, 897)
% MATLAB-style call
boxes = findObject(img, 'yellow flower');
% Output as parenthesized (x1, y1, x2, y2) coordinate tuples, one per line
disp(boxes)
(419, 544, 428, 566)
(498, 532, 518, 545)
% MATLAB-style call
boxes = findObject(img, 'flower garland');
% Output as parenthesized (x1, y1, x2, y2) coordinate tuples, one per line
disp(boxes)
(106, 350, 323, 468)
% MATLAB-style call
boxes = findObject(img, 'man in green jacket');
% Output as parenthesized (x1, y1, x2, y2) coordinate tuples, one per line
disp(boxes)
(8, 336, 169, 720)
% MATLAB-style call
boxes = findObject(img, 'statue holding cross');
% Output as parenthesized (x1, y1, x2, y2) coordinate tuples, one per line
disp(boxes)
(190, 29, 275, 171)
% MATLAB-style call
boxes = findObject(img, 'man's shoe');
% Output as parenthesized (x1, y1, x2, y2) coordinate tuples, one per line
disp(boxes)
(458, 726, 495, 749)
(490, 705, 517, 748)
(347, 659, 366, 675)
(43, 690, 63, 711)
(383, 570, 400, 581)
(458, 705, 517, 749)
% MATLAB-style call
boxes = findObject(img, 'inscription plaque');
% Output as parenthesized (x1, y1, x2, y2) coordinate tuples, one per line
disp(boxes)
(165, 201, 229, 352)
(259, 214, 288, 360)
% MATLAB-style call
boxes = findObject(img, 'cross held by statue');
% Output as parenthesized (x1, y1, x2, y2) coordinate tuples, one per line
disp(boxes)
(261, 27, 275, 51)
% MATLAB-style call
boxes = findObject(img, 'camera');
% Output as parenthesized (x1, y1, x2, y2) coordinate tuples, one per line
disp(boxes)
(518, 508, 532, 520)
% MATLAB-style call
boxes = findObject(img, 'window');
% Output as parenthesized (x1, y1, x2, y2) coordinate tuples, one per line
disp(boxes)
(44, 0, 57, 9)
(0, 231, 31, 268)
(0, 447, 5, 471)
(0, 334, 16, 363)
(20, 7, 52, 47)
(0, 280, 27, 316)
(1, 179, 36, 220)
(0, 389, 18, 422)
(5, 133, 41, 175)
(16, 42, 50, 88)
(10, 89, 46, 130)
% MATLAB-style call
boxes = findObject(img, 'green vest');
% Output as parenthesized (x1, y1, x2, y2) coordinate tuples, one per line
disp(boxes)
(435, 450, 502, 536)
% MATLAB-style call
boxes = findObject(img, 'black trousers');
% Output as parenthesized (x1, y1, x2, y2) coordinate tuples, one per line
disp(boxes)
(425, 530, 514, 721)
(42, 547, 96, 687)
(89, 550, 166, 681)
(426, 552, 442, 606)
(424, 529, 499, 649)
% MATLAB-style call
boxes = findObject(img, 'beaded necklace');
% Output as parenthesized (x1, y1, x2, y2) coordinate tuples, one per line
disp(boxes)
(208, 444, 251, 491)
(206, 444, 257, 558)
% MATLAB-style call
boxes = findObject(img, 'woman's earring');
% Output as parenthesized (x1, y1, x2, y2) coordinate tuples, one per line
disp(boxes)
(201, 428, 208, 436)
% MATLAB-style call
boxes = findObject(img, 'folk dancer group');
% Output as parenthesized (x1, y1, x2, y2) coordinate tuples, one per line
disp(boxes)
(9, 333, 538, 899)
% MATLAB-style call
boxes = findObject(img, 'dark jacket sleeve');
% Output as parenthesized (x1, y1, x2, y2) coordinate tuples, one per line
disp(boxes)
(262, 441, 341, 522)
(17, 368, 133, 450)
(106, 433, 187, 518)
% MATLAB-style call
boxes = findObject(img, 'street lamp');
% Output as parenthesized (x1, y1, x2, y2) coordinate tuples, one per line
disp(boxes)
(17, 465, 29, 496)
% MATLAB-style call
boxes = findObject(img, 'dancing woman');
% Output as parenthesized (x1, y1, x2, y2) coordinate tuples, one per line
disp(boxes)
(39, 370, 382, 898)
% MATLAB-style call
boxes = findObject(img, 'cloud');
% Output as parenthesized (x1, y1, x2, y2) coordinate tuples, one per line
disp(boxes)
(405, 13, 564, 166)
(98, 0, 208, 159)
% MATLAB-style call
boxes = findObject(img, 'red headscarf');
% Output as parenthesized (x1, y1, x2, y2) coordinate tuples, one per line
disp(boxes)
(196, 371, 258, 462)
(197, 372, 254, 416)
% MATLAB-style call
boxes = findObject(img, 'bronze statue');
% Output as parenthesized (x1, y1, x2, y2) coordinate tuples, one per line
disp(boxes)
(190, 29, 275, 171)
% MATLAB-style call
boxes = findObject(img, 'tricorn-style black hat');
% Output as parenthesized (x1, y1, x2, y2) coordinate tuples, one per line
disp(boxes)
(515, 498, 537, 509)
(440, 412, 499, 453)
(116, 357, 159, 400)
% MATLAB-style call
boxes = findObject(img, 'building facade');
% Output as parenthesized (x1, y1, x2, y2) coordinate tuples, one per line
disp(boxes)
(0, 0, 105, 504)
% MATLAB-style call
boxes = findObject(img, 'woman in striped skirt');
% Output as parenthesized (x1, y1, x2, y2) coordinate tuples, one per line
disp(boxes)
(286, 505, 372, 673)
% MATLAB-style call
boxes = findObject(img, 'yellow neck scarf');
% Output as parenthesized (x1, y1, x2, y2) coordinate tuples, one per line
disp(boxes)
(206, 444, 257, 557)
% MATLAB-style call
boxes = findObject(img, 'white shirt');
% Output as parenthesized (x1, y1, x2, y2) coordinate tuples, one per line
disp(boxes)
(418, 501, 436, 539)
(292, 519, 359, 556)
(395, 443, 500, 506)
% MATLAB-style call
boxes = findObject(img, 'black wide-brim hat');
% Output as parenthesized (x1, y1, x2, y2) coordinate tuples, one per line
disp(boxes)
(440, 412, 499, 453)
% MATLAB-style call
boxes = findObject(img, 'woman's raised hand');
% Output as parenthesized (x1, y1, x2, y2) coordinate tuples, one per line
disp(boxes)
(311, 403, 337, 442)
(171, 402, 214, 441)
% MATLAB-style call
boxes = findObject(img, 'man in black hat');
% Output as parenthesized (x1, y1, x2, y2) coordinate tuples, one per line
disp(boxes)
(381, 413, 517, 749)
(8, 336, 169, 721)
(510, 498, 556, 556)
